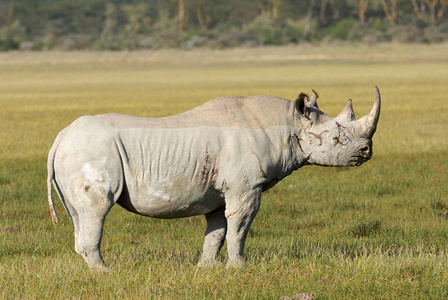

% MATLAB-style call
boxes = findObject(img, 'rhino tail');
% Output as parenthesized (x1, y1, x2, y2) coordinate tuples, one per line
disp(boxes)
(47, 133, 62, 225)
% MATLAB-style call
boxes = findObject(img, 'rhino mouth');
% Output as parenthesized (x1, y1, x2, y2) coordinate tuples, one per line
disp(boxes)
(353, 147, 372, 165)
(354, 155, 370, 166)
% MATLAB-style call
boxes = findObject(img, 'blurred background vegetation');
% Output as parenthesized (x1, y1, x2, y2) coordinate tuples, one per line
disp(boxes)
(0, 0, 447, 51)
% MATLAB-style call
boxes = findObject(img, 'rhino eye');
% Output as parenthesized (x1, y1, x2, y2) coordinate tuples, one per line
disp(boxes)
(333, 137, 340, 145)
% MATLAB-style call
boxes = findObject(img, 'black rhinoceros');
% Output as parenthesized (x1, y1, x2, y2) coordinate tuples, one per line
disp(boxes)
(47, 87, 381, 269)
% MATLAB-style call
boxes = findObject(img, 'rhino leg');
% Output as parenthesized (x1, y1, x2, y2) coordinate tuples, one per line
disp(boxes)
(198, 208, 227, 266)
(76, 211, 109, 271)
(224, 187, 262, 267)
(67, 178, 117, 271)
(63, 200, 81, 253)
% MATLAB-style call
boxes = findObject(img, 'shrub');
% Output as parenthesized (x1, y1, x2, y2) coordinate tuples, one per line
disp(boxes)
(244, 14, 282, 46)
(284, 19, 306, 43)
(0, 19, 26, 51)
(152, 10, 182, 48)
(422, 26, 445, 43)
(19, 41, 34, 51)
(390, 25, 420, 43)
(348, 22, 384, 43)
(328, 18, 356, 40)
(0, 36, 19, 51)
(370, 18, 393, 33)
(216, 27, 253, 48)
(138, 36, 158, 49)
(59, 34, 92, 50)
(186, 35, 208, 49)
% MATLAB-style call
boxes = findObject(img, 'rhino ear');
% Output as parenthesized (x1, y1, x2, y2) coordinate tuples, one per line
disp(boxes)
(295, 93, 308, 115)
(308, 90, 319, 108)
(336, 99, 356, 122)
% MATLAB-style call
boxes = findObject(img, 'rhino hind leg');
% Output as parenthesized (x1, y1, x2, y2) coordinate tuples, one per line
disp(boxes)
(67, 179, 117, 271)
(224, 187, 262, 267)
(198, 208, 227, 267)
(76, 211, 108, 271)
(62, 199, 81, 253)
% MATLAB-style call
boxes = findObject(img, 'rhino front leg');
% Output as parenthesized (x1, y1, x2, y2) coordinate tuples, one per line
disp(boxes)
(198, 208, 227, 266)
(224, 187, 262, 267)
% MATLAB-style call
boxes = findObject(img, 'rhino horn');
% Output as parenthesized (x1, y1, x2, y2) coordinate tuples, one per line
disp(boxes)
(354, 86, 381, 138)
(336, 99, 355, 122)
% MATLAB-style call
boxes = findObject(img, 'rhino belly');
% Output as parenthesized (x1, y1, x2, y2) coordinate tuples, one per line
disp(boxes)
(117, 179, 224, 218)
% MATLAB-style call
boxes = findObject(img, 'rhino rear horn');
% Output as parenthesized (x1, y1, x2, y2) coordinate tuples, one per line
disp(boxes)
(336, 99, 356, 122)
(354, 86, 381, 138)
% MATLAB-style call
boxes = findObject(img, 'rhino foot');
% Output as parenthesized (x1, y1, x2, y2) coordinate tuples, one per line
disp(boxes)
(197, 258, 223, 268)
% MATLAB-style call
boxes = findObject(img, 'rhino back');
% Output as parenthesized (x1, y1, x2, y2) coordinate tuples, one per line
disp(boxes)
(96, 95, 294, 130)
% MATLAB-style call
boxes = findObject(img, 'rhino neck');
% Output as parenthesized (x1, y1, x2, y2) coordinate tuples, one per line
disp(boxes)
(256, 125, 308, 193)
(269, 103, 310, 179)
(284, 130, 309, 170)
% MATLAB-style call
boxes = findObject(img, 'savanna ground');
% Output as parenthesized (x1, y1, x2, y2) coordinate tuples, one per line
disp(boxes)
(0, 43, 447, 299)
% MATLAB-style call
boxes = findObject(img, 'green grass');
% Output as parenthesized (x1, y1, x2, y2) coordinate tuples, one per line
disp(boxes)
(1, 43, 448, 298)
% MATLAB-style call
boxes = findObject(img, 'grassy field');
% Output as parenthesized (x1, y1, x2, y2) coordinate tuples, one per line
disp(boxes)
(0, 43, 447, 299)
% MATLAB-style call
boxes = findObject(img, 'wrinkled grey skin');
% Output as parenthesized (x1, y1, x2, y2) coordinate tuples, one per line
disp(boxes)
(47, 87, 381, 270)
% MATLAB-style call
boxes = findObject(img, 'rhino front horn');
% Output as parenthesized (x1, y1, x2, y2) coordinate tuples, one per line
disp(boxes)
(354, 86, 381, 139)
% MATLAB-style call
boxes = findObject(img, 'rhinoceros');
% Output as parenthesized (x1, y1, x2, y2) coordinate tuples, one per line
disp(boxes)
(47, 87, 381, 270)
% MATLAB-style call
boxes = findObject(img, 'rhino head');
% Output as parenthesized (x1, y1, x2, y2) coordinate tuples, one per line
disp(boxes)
(295, 87, 381, 167)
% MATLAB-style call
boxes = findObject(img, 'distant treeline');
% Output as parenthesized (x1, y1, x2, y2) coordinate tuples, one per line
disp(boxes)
(1, 0, 447, 51)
